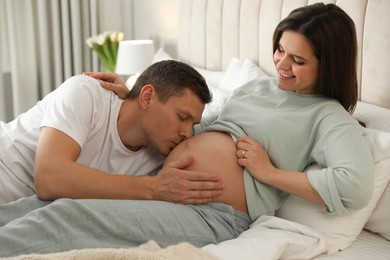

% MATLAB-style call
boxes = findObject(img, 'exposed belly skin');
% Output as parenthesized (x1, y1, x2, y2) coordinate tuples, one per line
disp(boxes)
(164, 131, 248, 215)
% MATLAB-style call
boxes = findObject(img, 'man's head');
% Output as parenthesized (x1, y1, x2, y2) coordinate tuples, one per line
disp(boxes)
(128, 60, 212, 104)
(127, 60, 212, 156)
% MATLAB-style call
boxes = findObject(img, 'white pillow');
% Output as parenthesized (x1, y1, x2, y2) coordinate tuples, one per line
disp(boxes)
(192, 66, 225, 91)
(219, 58, 245, 94)
(353, 102, 390, 132)
(276, 128, 390, 254)
(353, 102, 390, 241)
(204, 58, 269, 117)
(365, 173, 390, 241)
(237, 59, 268, 86)
(219, 58, 268, 95)
(193, 67, 226, 118)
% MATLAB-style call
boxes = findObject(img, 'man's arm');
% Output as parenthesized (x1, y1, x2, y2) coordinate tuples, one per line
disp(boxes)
(35, 127, 223, 204)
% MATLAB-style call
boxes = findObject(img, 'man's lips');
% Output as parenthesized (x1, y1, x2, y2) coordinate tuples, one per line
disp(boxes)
(169, 140, 180, 149)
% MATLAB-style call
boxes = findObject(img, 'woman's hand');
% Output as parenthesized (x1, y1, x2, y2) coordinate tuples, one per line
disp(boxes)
(235, 136, 275, 183)
(236, 136, 324, 204)
(83, 72, 130, 99)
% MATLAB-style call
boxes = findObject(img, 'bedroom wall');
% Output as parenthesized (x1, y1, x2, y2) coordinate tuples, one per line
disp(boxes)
(132, 0, 180, 57)
(98, 0, 133, 39)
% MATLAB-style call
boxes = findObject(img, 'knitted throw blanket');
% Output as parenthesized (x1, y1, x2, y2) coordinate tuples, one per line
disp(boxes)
(2, 241, 218, 260)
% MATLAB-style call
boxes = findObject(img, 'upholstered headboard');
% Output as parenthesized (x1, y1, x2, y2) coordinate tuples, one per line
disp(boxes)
(177, 0, 390, 109)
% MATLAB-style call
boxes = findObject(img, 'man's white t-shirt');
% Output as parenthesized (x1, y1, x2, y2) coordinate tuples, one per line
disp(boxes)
(0, 75, 164, 192)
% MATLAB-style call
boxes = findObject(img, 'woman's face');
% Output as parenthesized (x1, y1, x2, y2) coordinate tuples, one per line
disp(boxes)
(273, 30, 319, 94)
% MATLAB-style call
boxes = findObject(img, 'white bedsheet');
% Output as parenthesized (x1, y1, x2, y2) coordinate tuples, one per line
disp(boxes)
(202, 215, 327, 260)
(314, 229, 390, 260)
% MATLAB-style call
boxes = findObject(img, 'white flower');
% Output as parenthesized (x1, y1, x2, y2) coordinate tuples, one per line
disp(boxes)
(86, 31, 124, 72)
(110, 31, 124, 42)
(85, 38, 94, 48)
(96, 33, 107, 45)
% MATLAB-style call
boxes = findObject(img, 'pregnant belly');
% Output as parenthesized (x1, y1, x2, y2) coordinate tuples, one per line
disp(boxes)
(164, 131, 248, 215)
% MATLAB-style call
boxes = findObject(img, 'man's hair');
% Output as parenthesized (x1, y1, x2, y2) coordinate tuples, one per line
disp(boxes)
(273, 3, 358, 113)
(128, 60, 212, 104)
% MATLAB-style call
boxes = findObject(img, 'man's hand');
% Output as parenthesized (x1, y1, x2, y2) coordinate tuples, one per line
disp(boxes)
(151, 156, 224, 204)
(83, 72, 130, 99)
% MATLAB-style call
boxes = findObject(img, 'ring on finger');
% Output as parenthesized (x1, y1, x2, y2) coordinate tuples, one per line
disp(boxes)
(242, 150, 246, 158)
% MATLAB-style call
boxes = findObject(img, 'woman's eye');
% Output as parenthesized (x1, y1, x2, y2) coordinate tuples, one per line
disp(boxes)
(294, 60, 305, 66)
(278, 46, 284, 53)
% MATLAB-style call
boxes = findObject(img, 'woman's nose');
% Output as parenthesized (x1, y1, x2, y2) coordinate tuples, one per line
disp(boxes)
(276, 55, 290, 70)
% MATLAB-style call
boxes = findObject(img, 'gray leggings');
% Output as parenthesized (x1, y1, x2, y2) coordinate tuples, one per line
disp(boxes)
(0, 196, 251, 257)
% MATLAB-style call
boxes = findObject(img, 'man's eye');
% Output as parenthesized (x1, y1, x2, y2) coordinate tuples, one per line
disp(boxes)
(178, 114, 188, 121)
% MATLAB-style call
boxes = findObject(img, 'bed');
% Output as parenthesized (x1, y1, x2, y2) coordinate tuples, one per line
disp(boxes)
(172, 0, 390, 259)
(5, 0, 390, 259)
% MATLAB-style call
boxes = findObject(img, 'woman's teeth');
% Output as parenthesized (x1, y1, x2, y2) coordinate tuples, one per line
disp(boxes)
(280, 71, 294, 78)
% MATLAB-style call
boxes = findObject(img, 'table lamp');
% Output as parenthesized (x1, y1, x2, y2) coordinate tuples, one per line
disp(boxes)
(115, 40, 155, 88)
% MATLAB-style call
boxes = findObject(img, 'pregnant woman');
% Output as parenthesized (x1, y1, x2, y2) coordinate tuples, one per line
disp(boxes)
(0, 3, 374, 257)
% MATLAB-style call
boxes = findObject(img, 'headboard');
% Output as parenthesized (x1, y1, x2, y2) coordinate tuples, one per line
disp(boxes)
(177, 0, 390, 109)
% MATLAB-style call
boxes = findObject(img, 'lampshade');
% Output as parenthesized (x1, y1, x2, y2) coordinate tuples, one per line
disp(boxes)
(115, 40, 155, 75)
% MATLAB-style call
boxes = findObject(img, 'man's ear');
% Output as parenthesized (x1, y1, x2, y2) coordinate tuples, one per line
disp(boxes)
(138, 85, 154, 109)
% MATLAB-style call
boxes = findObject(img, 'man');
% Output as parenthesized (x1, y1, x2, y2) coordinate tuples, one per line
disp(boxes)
(0, 60, 223, 204)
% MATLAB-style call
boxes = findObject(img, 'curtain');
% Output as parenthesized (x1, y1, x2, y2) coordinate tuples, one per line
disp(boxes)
(0, 0, 132, 122)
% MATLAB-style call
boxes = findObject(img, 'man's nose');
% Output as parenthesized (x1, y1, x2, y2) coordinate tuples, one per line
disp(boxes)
(180, 125, 193, 140)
